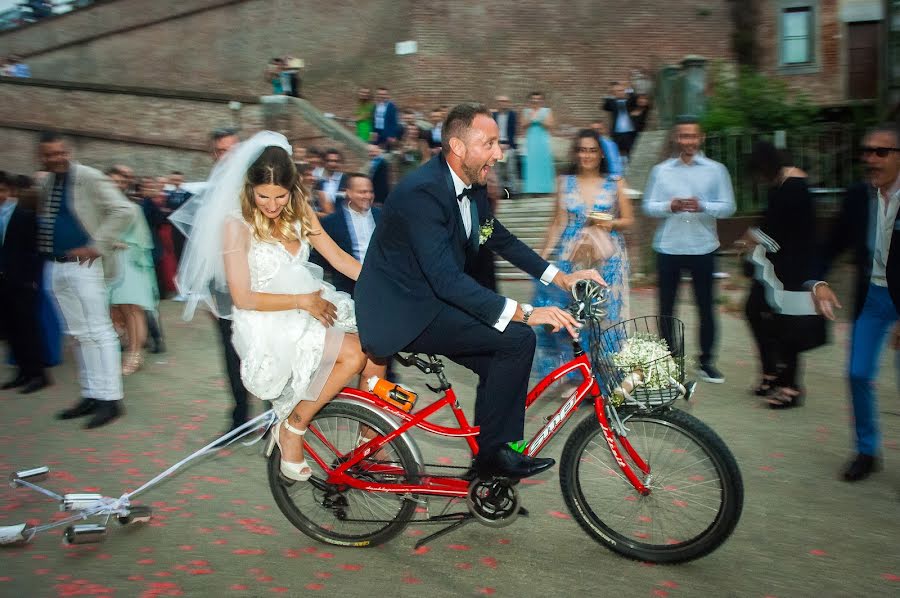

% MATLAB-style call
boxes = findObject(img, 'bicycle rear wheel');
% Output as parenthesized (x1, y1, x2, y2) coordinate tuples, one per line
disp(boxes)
(559, 408, 743, 564)
(268, 401, 418, 547)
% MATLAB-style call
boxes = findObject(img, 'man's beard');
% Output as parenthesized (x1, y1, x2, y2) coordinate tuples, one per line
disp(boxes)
(461, 161, 486, 185)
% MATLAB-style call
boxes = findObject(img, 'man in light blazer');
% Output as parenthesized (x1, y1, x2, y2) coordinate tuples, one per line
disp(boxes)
(37, 132, 135, 429)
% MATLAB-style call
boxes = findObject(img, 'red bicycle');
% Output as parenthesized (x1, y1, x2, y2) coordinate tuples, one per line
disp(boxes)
(266, 282, 744, 563)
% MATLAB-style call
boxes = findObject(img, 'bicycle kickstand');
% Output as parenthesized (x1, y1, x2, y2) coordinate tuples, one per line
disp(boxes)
(413, 513, 473, 550)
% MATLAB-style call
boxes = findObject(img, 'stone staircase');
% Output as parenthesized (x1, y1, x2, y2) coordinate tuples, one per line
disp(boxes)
(494, 195, 555, 280)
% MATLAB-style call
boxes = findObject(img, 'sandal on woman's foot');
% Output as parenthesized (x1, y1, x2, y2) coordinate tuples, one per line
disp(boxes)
(766, 387, 804, 409)
(751, 376, 777, 397)
(273, 420, 312, 481)
(122, 351, 144, 376)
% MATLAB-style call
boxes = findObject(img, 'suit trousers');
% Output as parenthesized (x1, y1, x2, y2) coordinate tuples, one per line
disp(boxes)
(848, 284, 899, 456)
(496, 149, 518, 193)
(50, 260, 123, 401)
(404, 303, 536, 452)
(215, 316, 250, 428)
(0, 278, 44, 378)
(657, 251, 717, 366)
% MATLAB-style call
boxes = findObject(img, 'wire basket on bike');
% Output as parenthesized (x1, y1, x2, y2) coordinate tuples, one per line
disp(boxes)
(588, 316, 686, 410)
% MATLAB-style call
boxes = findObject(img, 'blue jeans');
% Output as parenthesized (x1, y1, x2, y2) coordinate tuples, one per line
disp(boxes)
(848, 284, 899, 456)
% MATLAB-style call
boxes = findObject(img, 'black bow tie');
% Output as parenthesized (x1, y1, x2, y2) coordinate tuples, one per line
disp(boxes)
(456, 187, 473, 201)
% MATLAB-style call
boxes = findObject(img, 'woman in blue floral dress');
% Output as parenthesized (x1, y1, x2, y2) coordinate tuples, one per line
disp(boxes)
(533, 129, 633, 381)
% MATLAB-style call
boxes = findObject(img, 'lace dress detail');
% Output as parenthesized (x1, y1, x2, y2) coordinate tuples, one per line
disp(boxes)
(532, 175, 630, 380)
(229, 218, 356, 421)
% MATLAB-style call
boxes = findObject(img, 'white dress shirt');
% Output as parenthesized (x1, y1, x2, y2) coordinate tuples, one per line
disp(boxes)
(496, 111, 510, 143)
(643, 153, 736, 255)
(374, 102, 387, 130)
(446, 164, 558, 331)
(321, 172, 343, 205)
(872, 185, 900, 287)
(343, 204, 377, 264)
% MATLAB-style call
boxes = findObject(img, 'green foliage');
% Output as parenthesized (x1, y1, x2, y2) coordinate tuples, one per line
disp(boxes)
(701, 66, 820, 133)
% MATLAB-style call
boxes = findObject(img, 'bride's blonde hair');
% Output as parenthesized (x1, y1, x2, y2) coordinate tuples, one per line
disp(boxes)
(239, 145, 317, 242)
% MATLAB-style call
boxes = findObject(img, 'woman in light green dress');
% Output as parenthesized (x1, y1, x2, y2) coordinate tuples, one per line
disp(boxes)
(109, 202, 159, 375)
(355, 87, 375, 142)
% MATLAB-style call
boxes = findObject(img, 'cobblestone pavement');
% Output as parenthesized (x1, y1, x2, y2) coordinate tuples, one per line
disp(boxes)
(1, 281, 898, 597)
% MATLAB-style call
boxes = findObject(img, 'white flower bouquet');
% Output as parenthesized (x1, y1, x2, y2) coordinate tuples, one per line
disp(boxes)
(609, 333, 681, 406)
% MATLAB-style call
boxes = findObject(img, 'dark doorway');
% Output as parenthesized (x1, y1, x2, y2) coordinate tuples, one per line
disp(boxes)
(847, 21, 879, 100)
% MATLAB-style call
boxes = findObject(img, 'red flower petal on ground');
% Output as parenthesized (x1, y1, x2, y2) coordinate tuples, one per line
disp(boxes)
(339, 564, 363, 571)
(480, 557, 498, 569)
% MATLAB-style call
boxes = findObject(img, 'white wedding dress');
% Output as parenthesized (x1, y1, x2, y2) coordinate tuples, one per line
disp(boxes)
(224, 214, 357, 420)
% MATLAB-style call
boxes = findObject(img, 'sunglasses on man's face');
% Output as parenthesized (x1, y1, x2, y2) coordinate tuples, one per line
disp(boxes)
(860, 146, 900, 158)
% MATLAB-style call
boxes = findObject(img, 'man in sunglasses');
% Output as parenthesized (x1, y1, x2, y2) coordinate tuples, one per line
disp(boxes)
(812, 123, 900, 482)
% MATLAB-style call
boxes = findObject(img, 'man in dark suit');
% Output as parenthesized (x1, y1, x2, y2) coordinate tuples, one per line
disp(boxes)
(0, 172, 48, 393)
(372, 87, 400, 149)
(355, 103, 604, 479)
(367, 144, 391, 206)
(492, 96, 518, 192)
(813, 123, 900, 482)
(602, 82, 638, 161)
(312, 173, 381, 295)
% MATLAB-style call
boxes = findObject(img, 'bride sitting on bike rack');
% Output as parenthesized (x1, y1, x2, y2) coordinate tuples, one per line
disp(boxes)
(174, 131, 383, 482)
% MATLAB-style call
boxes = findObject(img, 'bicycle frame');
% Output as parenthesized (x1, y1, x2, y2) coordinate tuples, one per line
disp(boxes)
(303, 341, 651, 498)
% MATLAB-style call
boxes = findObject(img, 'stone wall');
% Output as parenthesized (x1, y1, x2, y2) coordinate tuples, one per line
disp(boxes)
(1, 0, 735, 126)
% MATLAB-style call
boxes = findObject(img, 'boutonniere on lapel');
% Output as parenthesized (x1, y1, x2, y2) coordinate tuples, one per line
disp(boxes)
(478, 218, 495, 245)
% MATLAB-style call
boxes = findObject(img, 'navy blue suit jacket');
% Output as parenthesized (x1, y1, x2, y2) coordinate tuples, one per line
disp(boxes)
(819, 182, 900, 317)
(491, 110, 518, 149)
(355, 154, 549, 357)
(311, 206, 382, 296)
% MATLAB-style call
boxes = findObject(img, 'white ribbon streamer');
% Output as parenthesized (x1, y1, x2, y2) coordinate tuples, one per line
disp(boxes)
(746, 228, 817, 316)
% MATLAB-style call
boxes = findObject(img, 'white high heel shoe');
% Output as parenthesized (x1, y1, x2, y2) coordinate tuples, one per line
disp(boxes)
(273, 420, 312, 482)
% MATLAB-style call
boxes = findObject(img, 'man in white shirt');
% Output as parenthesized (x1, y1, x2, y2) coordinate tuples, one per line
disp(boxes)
(643, 117, 736, 384)
(812, 123, 900, 481)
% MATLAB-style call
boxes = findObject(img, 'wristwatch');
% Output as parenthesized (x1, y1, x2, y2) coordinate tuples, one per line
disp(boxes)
(521, 303, 534, 325)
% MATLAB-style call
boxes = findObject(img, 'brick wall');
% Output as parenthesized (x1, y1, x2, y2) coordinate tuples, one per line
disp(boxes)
(755, 0, 844, 104)
(2, 0, 735, 127)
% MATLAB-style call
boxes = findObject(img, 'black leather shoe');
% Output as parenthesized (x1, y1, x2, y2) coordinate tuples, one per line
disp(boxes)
(20, 375, 50, 395)
(474, 446, 555, 480)
(2, 373, 28, 390)
(842, 454, 881, 482)
(57, 398, 98, 420)
(84, 401, 123, 429)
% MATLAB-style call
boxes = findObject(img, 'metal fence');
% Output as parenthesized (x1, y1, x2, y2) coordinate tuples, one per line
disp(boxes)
(703, 124, 862, 213)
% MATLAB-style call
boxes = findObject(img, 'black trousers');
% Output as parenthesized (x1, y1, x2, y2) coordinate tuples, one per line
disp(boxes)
(745, 282, 801, 389)
(404, 304, 536, 452)
(215, 316, 250, 428)
(656, 251, 717, 366)
(612, 131, 637, 157)
(0, 281, 44, 378)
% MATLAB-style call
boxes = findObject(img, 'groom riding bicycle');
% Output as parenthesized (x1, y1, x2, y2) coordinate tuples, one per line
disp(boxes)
(356, 102, 605, 480)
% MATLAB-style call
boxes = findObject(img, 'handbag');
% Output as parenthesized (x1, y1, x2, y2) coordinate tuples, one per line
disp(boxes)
(774, 313, 828, 353)
(565, 224, 616, 269)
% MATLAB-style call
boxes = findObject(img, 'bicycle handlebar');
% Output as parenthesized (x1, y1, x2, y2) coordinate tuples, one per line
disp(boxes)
(567, 279, 610, 322)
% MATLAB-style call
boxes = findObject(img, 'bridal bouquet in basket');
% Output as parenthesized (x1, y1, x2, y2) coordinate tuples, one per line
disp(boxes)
(610, 333, 680, 405)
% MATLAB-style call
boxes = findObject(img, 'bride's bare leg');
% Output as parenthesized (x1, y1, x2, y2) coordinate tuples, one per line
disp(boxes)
(278, 334, 367, 465)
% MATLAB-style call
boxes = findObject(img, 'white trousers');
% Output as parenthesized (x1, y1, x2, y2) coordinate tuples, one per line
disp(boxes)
(50, 260, 123, 401)
(496, 148, 518, 193)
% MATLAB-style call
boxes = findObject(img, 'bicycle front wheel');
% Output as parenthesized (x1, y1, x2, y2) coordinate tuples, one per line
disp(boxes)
(559, 408, 743, 564)
(268, 401, 419, 548)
